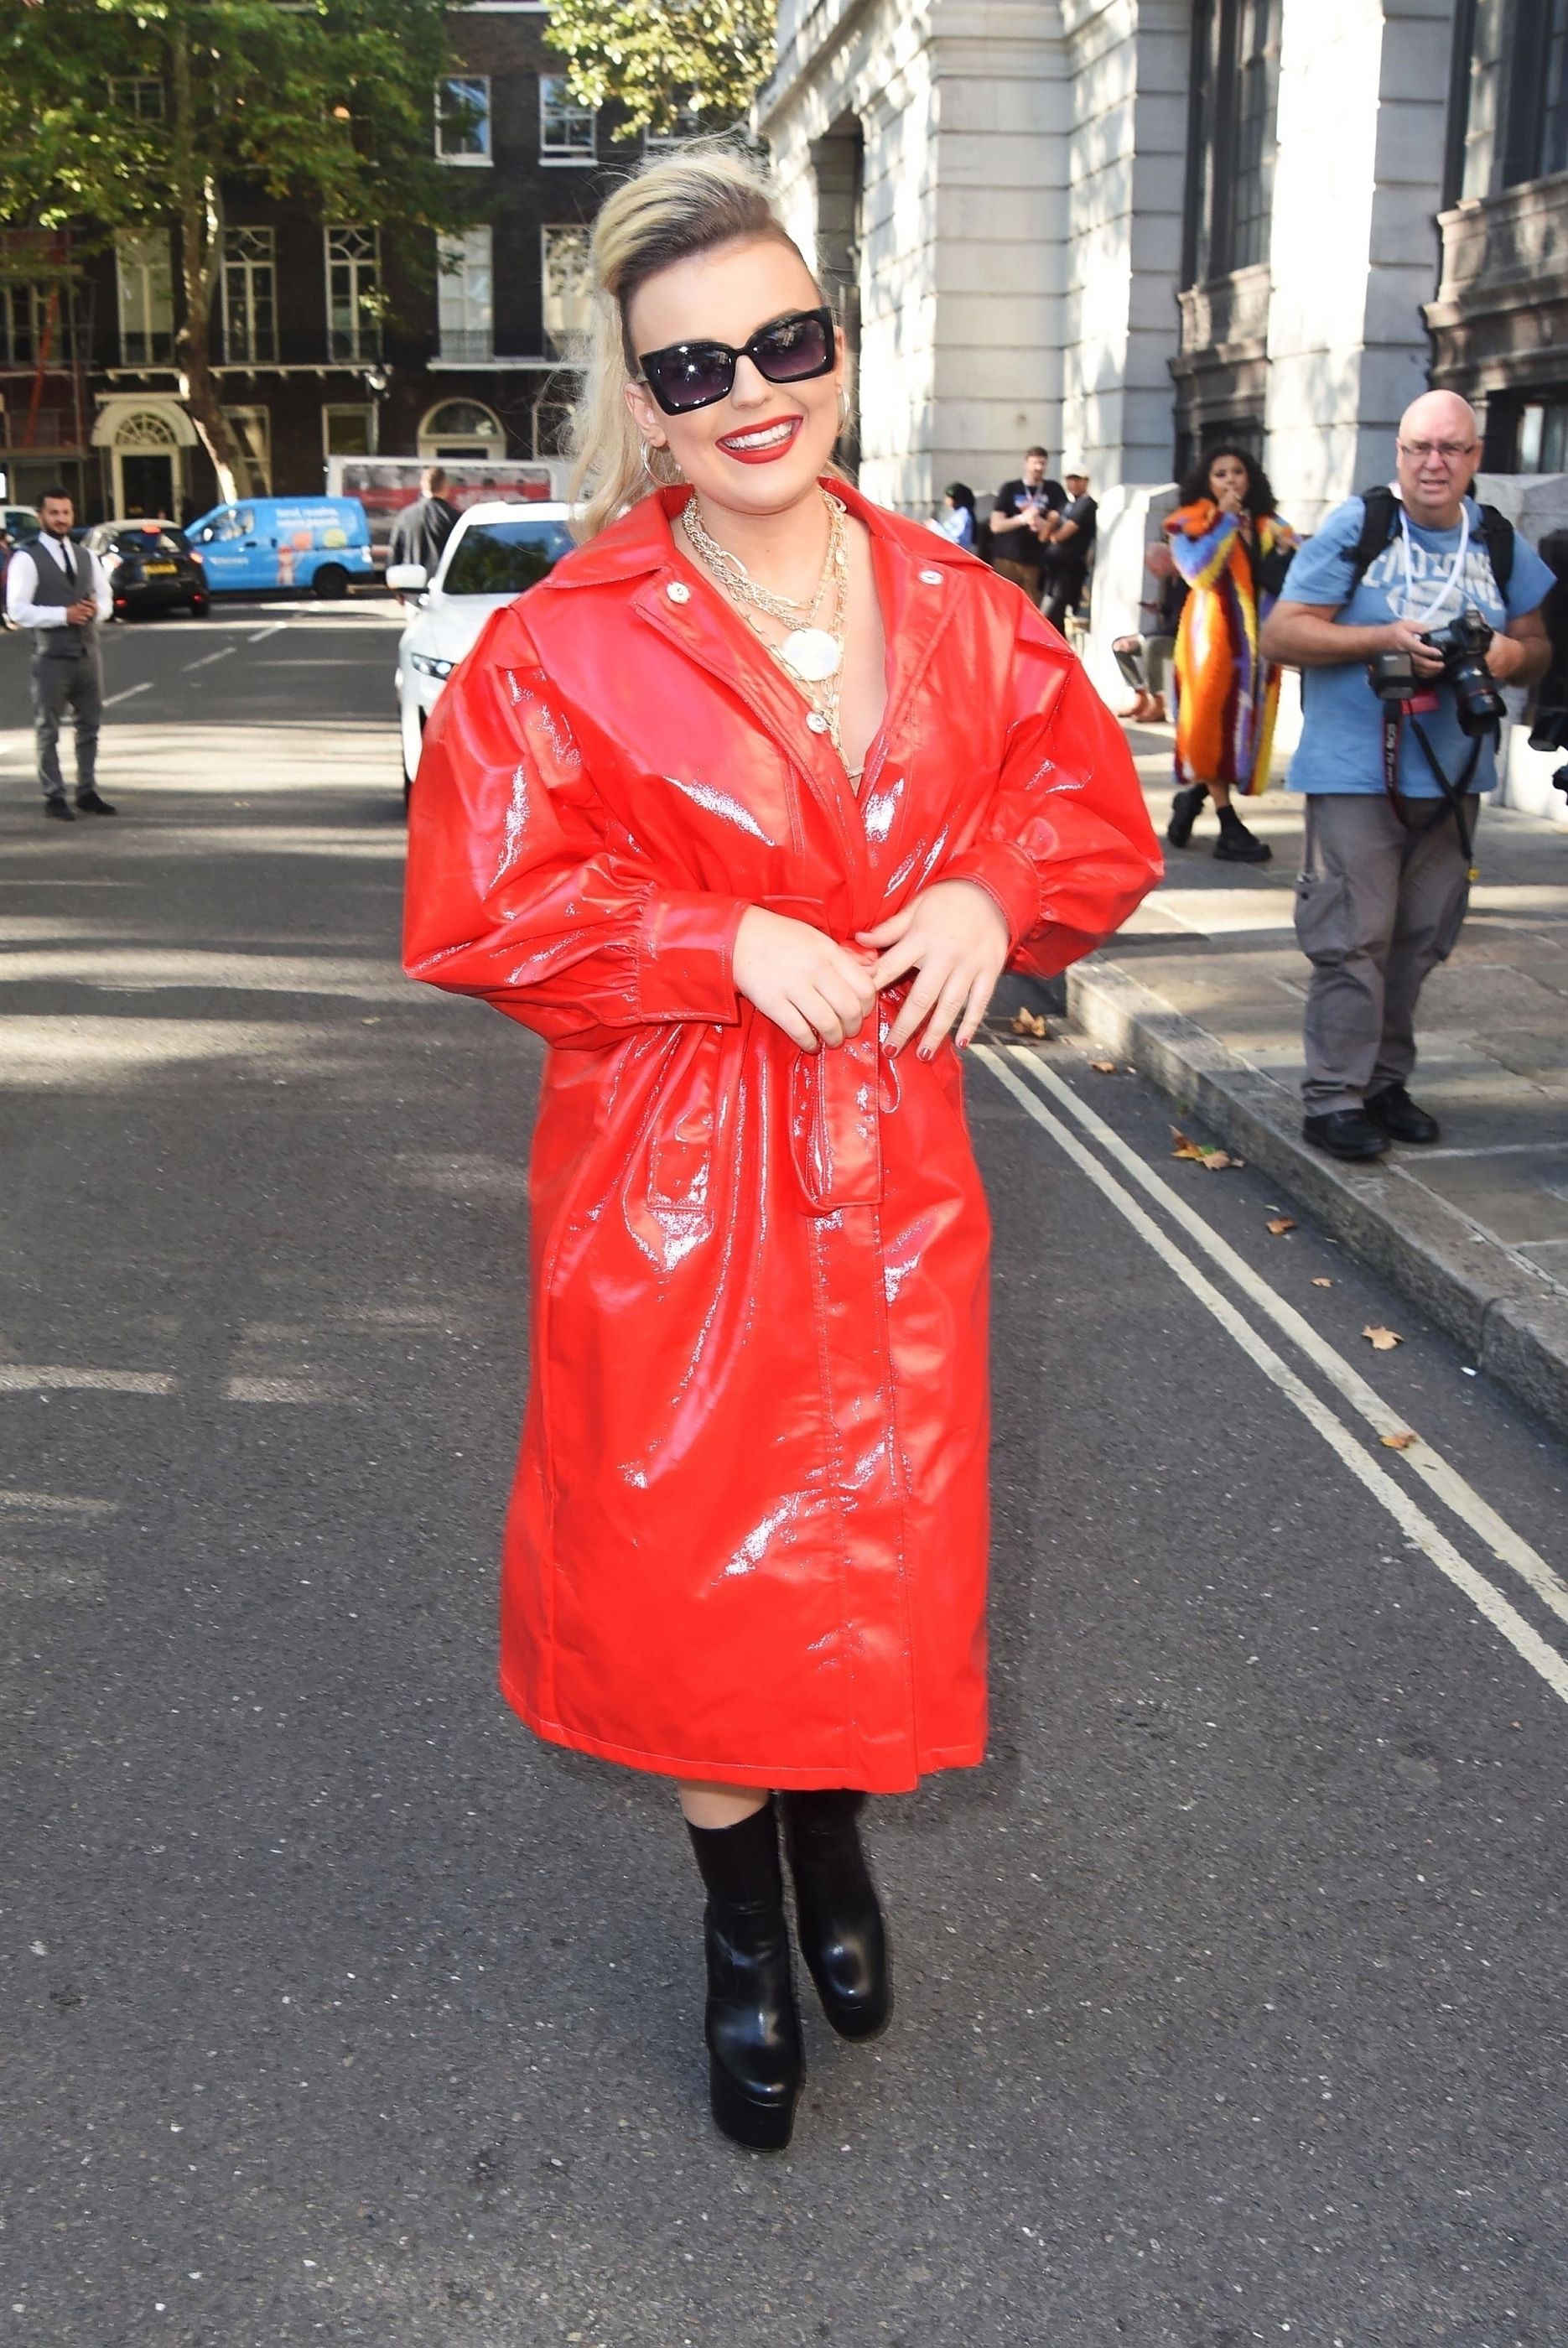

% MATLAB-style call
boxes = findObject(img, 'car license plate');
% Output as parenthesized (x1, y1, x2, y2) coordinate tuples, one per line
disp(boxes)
(145, 561, 177, 576)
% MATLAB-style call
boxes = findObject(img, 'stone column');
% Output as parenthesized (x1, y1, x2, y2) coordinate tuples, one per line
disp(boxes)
(761, 0, 1071, 517)
(1059, 0, 1188, 488)
(1265, 0, 1456, 530)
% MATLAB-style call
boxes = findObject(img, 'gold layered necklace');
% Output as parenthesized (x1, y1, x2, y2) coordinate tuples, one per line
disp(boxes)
(681, 491, 853, 764)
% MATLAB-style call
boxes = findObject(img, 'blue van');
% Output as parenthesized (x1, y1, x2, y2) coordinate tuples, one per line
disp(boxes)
(184, 496, 375, 598)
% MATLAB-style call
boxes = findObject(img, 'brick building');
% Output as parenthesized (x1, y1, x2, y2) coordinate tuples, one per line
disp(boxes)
(0, 4, 648, 524)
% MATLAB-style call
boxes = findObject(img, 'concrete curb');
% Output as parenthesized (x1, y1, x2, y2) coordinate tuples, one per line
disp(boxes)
(1067, 956, 1568, 1438)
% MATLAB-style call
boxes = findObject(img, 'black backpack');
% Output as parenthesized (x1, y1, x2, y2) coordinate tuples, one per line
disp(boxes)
(1344, 483, 1514, 599)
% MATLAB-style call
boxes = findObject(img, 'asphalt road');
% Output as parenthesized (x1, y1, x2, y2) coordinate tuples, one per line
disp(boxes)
(3, 602, 1566, 2348)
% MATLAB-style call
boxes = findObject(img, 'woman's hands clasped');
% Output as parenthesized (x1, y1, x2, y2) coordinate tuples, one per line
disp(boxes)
(733, 881, 1010, 1057)
(859, 880, 1010, 1057)
(732, 906, 879, 1052)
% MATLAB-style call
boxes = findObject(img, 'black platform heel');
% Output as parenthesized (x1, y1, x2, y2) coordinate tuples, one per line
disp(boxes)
(779, 1790, 892, 2041)
(686, 1800, 803, 2150)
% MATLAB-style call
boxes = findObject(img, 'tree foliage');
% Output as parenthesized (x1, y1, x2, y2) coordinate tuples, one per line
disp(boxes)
(544, 0, 773, 138)
(0, 0, 477, 498)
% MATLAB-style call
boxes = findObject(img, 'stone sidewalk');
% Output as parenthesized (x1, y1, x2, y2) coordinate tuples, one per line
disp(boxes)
(1066, 728, 1568, 1432)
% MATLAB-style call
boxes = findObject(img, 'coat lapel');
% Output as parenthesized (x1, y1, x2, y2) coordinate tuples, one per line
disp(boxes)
(545, 484, 969, 900)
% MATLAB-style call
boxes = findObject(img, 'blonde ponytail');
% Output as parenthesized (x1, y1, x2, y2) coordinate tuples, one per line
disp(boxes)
(567, 144, 817, 542)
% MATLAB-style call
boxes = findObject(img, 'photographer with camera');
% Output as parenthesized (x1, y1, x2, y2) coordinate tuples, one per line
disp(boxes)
(1260, 392, 1553, 1162)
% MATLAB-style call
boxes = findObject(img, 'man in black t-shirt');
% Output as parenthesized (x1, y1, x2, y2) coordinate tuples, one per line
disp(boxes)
(987, 446, 1066, 605)
(1039, 466, 1098, 628)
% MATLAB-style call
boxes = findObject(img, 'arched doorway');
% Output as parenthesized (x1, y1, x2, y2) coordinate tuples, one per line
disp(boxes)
(92, 397, 200, 519)
(812, 114, 864, 481)
(417, 397, 505, 462)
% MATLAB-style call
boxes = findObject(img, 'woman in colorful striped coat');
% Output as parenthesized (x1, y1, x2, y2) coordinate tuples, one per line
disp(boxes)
(1164, 448, 1298, 863)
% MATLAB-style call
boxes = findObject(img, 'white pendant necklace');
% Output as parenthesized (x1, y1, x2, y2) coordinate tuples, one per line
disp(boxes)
(777, 627, 840, 682)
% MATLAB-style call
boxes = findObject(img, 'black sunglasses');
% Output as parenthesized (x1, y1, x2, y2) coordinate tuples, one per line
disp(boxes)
(636, 307, 837, 416)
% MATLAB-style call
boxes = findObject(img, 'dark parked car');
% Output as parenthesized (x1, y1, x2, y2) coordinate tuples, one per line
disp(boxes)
(85, 519, 209, 620)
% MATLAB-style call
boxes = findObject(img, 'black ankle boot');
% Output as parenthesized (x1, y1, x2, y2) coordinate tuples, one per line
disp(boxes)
(686, 1801, 802, 2150)
(778, 1791, 891, 2041)
(1213, 804, 1272, 862)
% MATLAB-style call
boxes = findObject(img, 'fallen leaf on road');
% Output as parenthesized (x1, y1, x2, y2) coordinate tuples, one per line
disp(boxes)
(1089, 1059, 1117, 1073)
(1010, 1008, 1049, 1038)
(1363, 1325, 1403, 1350)
(1267, 1217, 1296, 1235)
(1171, 1127, 1235, 1170)
(1311, 1276, 1333, 1288)
(1381, 1431, 1418, 1450)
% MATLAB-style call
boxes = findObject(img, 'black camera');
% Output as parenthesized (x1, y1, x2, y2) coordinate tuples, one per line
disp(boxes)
(1366, 605, 1508, 737)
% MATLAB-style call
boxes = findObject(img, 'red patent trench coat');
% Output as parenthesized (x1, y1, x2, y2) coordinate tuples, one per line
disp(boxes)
(404, 481, 1161, 1793)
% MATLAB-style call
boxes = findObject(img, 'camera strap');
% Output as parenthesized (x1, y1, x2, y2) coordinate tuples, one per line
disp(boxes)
(1379, 704, 1484, 880)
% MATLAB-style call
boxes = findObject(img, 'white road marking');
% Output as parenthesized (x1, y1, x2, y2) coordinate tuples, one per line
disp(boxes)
(247, 623, 286, 643)
(184, 646, 236, 672)
(1005, 1047, 1568, 1632)
(0, 1365, 176, 1395)
(222, 1374, 349, 1404)
(0, 1489, 117, 1514)
(101, 682, 153, 708)
(974, 1046, 1568, 1712)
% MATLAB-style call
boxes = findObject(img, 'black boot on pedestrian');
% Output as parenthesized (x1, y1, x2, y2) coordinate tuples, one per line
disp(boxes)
(1212, 804, 1271, 863)
(75, 791, 117, 816)
(1364, 1082, 1441, 1145)
(1302, 1107, 1389, 1162)
(686, 1800, 802, 2152)
(43, 797, 75, 822)
(780, 1790, 891, 2042)
(1166, 782, 1207, 848)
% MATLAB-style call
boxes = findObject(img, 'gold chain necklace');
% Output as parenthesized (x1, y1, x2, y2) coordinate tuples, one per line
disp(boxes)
(682, 492, 850, 707)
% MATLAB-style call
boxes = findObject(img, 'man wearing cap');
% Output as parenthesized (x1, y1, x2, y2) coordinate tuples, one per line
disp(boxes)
(4, 486, 116, 820)
(1039, 465, 1098, 630)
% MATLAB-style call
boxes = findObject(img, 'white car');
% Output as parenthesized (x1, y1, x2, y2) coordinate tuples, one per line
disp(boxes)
(391, 499, 576, 797)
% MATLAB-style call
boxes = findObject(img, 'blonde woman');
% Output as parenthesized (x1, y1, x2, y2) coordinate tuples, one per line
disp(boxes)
(403, 148, 1160, 2151)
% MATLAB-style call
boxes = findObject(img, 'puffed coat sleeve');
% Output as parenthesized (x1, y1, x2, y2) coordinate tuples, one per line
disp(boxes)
(403, 603, 748, 1047)
(941, 601, 1163, 980)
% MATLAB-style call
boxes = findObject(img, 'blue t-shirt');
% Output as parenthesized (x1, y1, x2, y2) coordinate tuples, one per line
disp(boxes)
(1281, 494, 1555, 797)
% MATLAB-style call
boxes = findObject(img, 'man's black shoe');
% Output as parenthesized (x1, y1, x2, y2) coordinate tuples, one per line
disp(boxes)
(1166, 782, 1207, 849)
(1303, 1109, 1389, 1162)
(1213, 804, 1272, 863)
(75, 791, 117, 816)
(43, 798, 75, 821)
(1365, 1083, 1441, 1145)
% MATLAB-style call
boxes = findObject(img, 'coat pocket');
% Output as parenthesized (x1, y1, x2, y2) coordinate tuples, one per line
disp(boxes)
(649, 1108, 714, 1210)
(1293, 870, 1353, 968)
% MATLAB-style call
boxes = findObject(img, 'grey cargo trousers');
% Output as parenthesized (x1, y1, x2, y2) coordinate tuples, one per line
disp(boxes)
(1294, 791, 1475, 1114)
(32, 646, 102, 803)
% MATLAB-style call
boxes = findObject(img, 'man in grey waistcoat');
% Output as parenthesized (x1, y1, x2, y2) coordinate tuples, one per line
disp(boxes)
(4, 486, 117, 820)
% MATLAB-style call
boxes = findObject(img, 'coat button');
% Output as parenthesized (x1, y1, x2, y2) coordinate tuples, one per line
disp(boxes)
(806, 711, 829, 734)
(667, 580, 692, 604)
(919, 567, 943, 585)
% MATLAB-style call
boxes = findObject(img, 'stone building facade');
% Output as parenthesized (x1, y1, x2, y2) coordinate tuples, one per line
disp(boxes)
(761, 0, 1568, 533)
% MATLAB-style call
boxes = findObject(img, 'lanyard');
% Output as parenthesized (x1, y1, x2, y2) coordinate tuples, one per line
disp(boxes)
(1398, 503, 1469, 629)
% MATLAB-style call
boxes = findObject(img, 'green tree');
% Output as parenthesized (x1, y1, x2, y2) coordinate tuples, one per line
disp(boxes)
(544, 0, 772, 138)
(0, 0, 481, 500)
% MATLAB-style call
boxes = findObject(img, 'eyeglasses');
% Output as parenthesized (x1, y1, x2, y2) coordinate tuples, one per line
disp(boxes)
(637, 308, 836, 417)
(1397, 440, 1478, 462)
